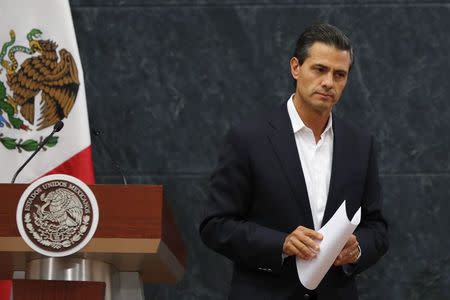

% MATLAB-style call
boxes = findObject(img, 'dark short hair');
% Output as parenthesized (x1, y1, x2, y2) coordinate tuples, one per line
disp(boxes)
(292, 23, 353, 87)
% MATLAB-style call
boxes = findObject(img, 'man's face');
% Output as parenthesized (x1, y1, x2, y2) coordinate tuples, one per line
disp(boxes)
(290, 42, 351, 114)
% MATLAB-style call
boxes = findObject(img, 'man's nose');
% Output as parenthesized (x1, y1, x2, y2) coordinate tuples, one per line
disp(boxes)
(321, 72, 334, 89)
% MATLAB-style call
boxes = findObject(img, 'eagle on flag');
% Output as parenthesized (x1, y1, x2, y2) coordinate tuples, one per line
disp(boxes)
(1, 29, 79, 131)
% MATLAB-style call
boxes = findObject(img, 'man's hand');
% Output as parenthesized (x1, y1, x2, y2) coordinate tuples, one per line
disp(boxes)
(283, 226, 323, 260)
(334, 234, 360, 266)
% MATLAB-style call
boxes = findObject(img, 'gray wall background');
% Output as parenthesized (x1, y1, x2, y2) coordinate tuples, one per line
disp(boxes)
(70, 0, 450, 299)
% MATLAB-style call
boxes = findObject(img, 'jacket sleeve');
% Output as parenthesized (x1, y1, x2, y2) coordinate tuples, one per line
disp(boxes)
(199, 128, 287, 274)
(349, 137, 389, 275)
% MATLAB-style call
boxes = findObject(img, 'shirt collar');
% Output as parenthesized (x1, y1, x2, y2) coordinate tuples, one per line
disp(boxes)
(287, 94, 333, 137)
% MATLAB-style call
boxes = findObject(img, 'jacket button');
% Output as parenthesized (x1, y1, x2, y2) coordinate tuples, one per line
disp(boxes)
(304, 294, 311, 299)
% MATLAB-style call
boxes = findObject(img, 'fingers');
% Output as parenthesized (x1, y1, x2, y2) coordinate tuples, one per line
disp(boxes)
(343, 234, 357, 248)
(334, 245, 359, 266)
(300, 226, 323, 241)
(283, 242, 298, 257)
(294, 229, 320, 250)
(291, 237, 317, 258)
(284, 242, 310, 260)
(340, 241, 359, 257)
(334, 235, 360, 266)
(283, 226, 322, 260)
(340, 248, 359, 265)
(284, 235, 314, 259)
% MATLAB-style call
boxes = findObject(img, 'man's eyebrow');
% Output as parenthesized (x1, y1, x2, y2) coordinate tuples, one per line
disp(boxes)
(335, 69, 349, 74)
(314, 63, 348, 74)
(312, 63, 329, 69)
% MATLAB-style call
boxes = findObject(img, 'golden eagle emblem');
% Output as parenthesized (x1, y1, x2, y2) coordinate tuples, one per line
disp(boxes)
(0, 29, 79, 152)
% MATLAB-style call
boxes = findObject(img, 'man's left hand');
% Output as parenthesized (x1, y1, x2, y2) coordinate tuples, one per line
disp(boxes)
(333, 234, 360, 266)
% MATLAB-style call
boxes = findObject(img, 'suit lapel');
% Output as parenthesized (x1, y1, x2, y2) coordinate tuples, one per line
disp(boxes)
(267, 104, 315, 229)
(322, 116, 346, 225)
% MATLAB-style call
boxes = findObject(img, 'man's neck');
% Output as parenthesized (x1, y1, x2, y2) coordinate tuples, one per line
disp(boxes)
(293, 96, 331, 143)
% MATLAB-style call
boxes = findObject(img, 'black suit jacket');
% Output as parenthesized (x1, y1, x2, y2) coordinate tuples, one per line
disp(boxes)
(200, 102, 388, 300)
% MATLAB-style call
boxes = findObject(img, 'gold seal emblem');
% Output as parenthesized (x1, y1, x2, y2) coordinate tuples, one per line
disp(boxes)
(16, 174, 98, 257)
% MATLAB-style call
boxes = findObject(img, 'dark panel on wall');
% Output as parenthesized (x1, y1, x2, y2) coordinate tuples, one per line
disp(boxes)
(359, 175, 450, 300)
(71, 0, 450, 6)
(73, 6, 450, 176)
(70, 0, 450, 299)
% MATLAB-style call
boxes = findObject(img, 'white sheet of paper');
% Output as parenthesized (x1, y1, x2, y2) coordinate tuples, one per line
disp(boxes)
(296, 200, 361, 290)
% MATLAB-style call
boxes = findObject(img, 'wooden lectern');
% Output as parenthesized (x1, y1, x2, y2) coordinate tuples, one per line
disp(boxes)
(11, 279, 105, 300)
(0, 184, 185, 298)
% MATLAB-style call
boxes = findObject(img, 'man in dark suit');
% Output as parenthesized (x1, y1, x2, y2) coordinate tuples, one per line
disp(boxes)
(199, 23, 388, 300)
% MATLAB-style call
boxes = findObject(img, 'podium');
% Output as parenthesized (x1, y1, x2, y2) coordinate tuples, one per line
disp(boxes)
(0, 184, 185, 300)
(10, 279, 105, 300)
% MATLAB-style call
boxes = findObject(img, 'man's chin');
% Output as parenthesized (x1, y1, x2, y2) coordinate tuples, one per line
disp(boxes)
(311, 101, 334, 114)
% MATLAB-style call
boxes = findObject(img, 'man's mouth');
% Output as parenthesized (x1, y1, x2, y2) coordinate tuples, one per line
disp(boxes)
(315, 92, 333, 99)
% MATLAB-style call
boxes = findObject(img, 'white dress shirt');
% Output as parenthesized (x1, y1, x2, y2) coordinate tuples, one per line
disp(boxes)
(285, 95, 361, 264)
(287, 95, 333, 230)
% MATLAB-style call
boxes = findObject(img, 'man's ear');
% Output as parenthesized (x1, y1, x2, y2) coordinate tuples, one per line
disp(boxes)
(290, 57, 301, 80)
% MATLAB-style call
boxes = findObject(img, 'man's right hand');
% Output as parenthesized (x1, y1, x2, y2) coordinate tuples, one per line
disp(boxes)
(283, 226, 323, 260)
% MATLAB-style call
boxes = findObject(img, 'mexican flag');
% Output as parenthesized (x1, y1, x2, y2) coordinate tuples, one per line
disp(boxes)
(0, 0, 95, 184)
(0, 280, 12, 300)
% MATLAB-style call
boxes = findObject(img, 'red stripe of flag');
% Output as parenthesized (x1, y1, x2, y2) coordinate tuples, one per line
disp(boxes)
(44, 146, 95, 184)
(0, 280, 12, 300)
